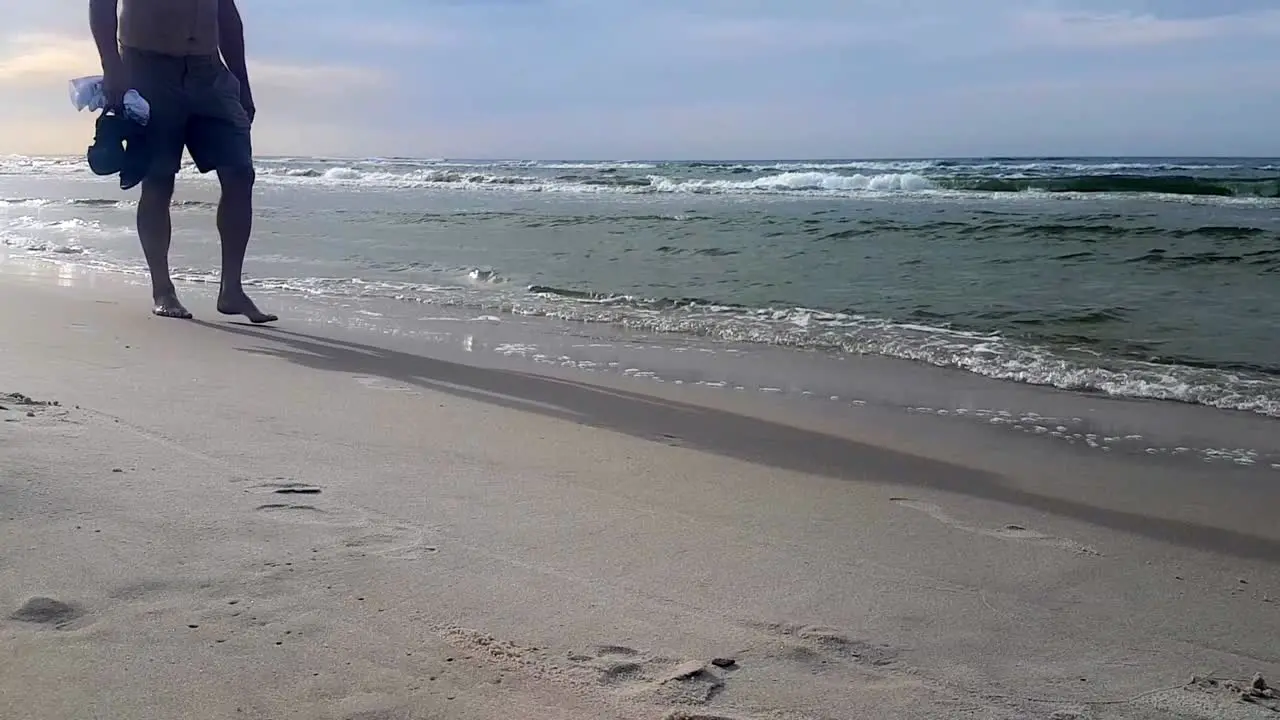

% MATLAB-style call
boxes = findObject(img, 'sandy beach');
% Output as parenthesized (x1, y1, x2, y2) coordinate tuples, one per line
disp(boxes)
(2, 259, 1278, 720)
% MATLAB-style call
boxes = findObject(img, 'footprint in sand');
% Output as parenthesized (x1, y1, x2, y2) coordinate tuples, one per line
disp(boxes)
(441, 628, 730, 709)
(249, 481, 346, 526)
(1, 392, 70, 423)
(353, 376, 423, 397)
(890, 497, 1100, 556)
(254, 480, 323, 496)
(255, 502, 327, 517)
(341, 521, 440, 561)
(8, 596, 84, 629)
(341, 711, 416, 720)
(567, 644, 649, 686)
(564, 644, 727, 705)
(0, 392, 60, 412)
(747, 621, 899, 670)
(248, 491, 440, 561)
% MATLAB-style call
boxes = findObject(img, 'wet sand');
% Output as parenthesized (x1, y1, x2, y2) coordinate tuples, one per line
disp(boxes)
(2, 260, 1278, 719)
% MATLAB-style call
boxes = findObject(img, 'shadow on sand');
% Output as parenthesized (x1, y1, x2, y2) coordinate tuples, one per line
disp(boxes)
(196, 320, 1280, 564)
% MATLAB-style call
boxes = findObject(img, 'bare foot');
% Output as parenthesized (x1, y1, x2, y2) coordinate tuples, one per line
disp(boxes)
(152, 291, 193, 319)
(216, 290, 278, 324)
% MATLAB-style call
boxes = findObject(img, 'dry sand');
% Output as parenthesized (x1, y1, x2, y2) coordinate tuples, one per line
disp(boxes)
(2, 262, 1278, 719)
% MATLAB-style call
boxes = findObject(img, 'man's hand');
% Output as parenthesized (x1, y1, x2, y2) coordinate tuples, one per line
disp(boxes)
(239, 82, 255, 124)
(102, 63, 128, 111)
(90, 0, 125, 110)
(219, 0, 253, 124)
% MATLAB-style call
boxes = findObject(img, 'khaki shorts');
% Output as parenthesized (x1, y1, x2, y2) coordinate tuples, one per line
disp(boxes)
(122, 47, 253, 178)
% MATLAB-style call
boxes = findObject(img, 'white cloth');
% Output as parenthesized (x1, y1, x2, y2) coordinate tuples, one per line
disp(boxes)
(68, 75, 151, 125)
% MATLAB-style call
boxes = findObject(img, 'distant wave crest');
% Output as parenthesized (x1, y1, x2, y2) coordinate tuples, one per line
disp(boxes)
(245, 163, 1280, 200)
(5, 154, 1280, 201)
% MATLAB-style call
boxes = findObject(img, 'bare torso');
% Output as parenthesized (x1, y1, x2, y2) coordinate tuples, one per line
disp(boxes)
(119, 0, 220, 56)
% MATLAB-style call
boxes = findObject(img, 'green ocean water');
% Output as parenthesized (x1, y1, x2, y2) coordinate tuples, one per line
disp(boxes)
(3, 155, 1278, 416)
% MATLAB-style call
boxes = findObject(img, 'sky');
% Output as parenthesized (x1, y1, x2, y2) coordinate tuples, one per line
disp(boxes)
(0, 0, 1278, 159)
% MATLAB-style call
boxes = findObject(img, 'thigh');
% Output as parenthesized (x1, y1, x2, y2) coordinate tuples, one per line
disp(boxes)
(185, 61, 253, 174)
(186, 116, 253, 175)
(122, 48, 188, 178)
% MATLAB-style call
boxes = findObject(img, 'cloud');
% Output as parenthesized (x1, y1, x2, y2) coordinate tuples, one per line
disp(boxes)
(249, 61, 385, 95)
(672, 16, 868, 51)
(1, 1, 1278, 158)
(1011, 7, 1280, 49)
(0, 34, 96, 87)
(0, 32, 383, 93)
(0, 28, 391, 156)
(321, 21, 462, 49)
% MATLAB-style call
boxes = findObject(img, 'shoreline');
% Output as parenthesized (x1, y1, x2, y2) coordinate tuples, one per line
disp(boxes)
(2, 258, 1279, 718)
(5, 251, 1278, 472)
(5, 166, 1280, 421)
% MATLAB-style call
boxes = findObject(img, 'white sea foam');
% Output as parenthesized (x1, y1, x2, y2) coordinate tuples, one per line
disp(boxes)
(0, 216, 124, 255)
(0, 231, 85, 254)
(246, 165, 945, 197)
(3, 154, 1277, 206)
(647, 171, 935, 193)
(539, 162, 659, 170)
(27, 260, 1259, 419)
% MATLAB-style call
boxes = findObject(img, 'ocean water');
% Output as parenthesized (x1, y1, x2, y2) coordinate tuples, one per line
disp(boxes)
(3, 155, 1279, 423)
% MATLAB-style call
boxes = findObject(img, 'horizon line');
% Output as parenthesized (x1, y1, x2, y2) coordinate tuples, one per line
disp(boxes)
(9, 153, 1280, 163)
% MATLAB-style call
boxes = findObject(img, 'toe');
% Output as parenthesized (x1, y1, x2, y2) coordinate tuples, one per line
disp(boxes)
(153, 306, 192, 319)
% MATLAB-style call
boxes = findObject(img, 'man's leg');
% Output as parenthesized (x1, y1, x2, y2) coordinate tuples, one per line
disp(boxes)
(188, 60, 276, 323)
(123, 47, 191, 319)
(212, 164, 275, 323)
(137, 173, 191, 318)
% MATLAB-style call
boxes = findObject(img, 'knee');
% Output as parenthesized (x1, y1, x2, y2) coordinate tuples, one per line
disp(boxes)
(140, 175, 175, 205)
(218, 165, 255, 194)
